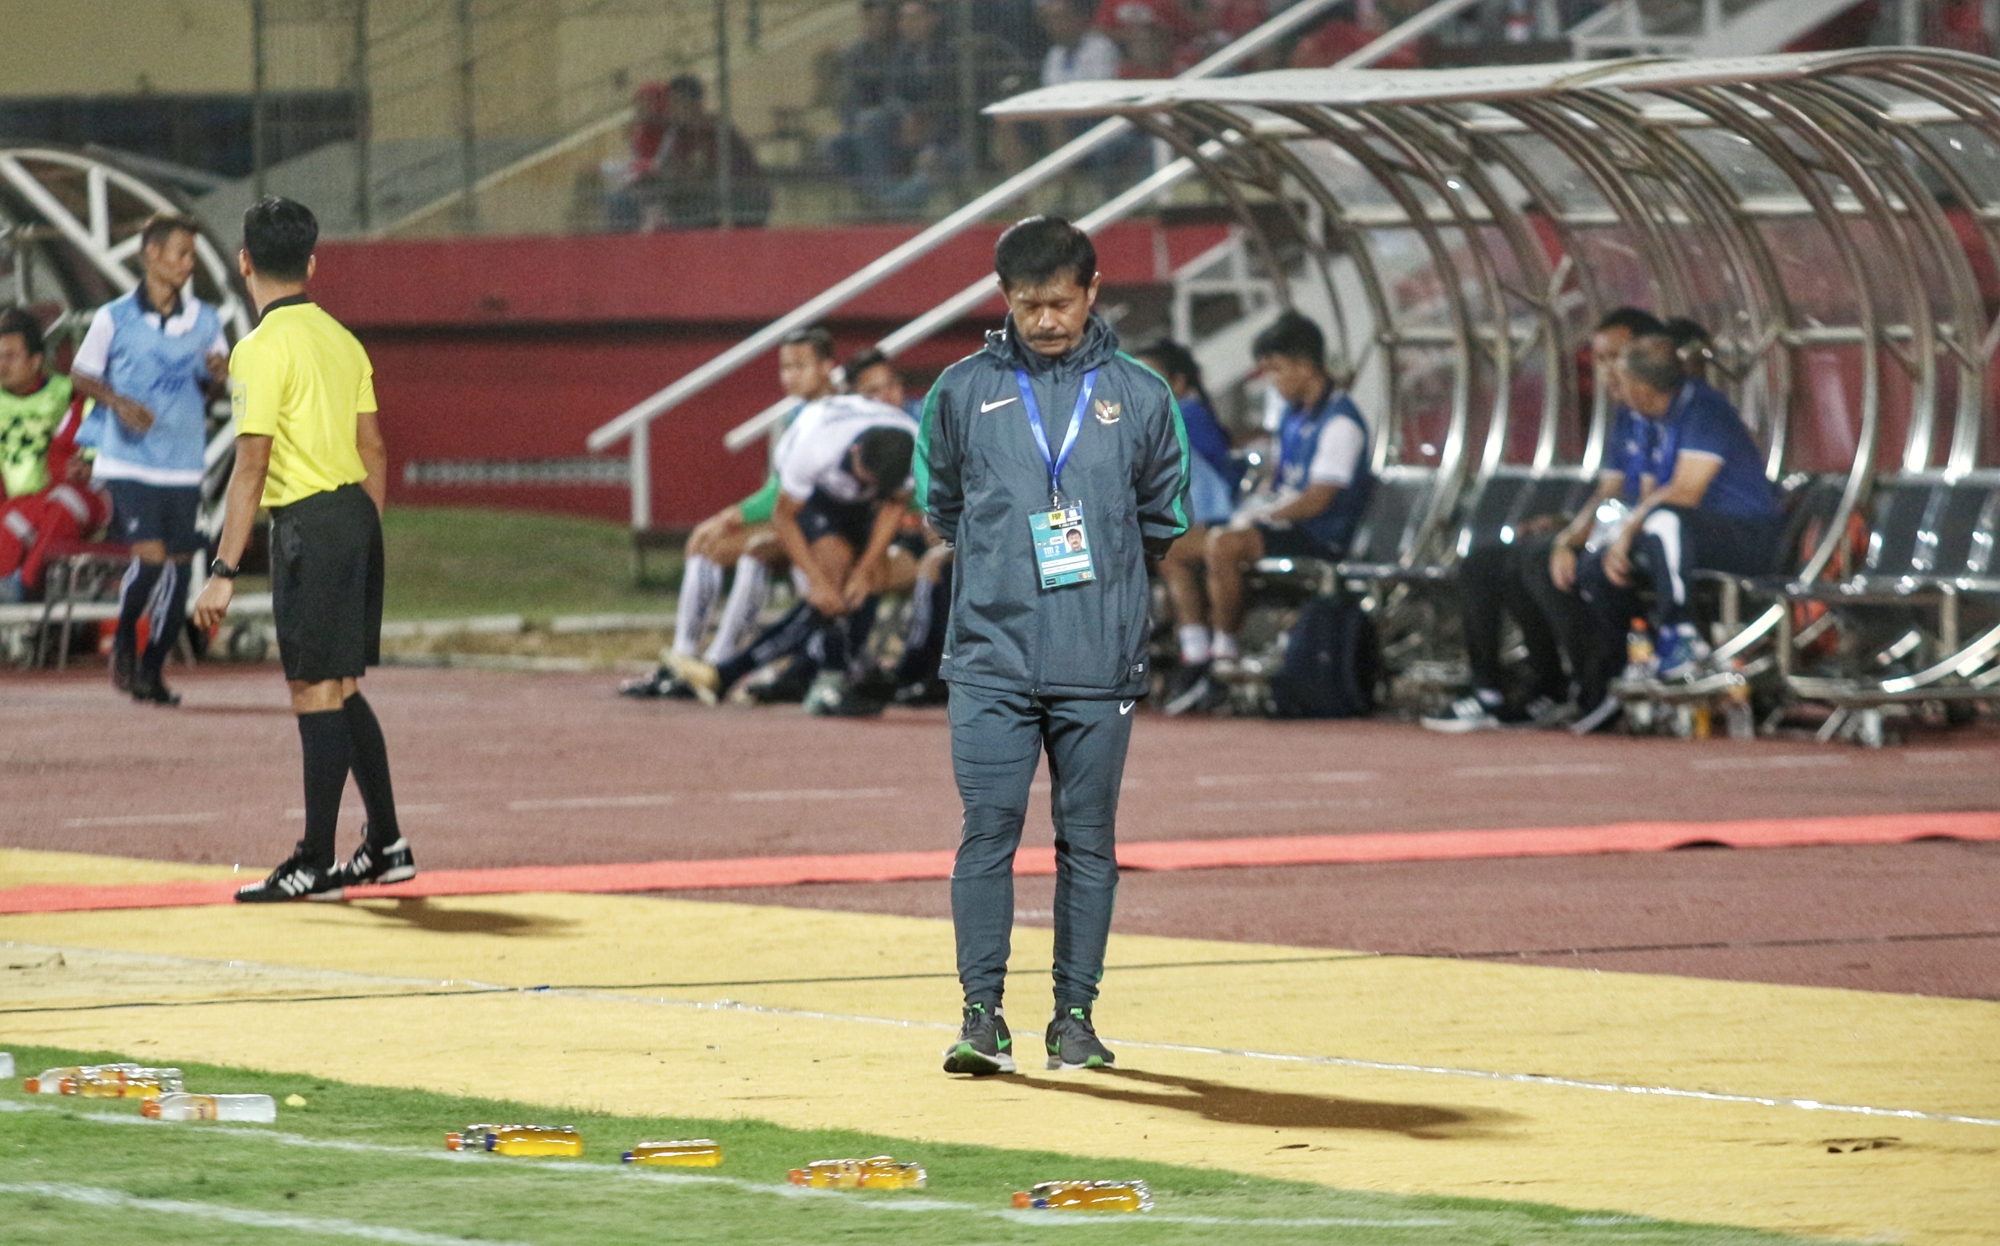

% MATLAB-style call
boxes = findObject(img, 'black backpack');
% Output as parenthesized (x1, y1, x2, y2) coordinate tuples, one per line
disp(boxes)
(1268, 596, 1379, 719)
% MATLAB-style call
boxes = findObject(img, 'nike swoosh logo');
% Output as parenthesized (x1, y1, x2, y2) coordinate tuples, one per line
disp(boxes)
(1119, 701, 1135, 715)
(980, 397, 1018, 412)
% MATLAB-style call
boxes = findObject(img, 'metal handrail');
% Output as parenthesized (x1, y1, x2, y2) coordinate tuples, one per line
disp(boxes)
(587, 0, 1486, 527)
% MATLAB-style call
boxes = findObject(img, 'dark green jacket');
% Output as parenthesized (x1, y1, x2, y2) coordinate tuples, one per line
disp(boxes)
(916, 314, 1189, 700)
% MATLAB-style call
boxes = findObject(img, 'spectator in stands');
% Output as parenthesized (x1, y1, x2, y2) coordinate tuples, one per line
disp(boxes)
(1289, 0, 1421, 69)
(633, 75, 770, 230)
(0, 453, 111, 603)
(1100, 0, 1202, 76)
(624, 328, 840, 700)
(824, 2, 904, 191)
(871, 1, 972, 216)
(994, 0, 1123, 174)
(668, 399, 918, 716)
(1577, 332, 1783, 689)
(0, 306, 74, 501)
(1177, 312, 1373, 712)
(70, 212, 228, 707)
(1423, 306, 1662, 734)
(605, 82, 675, 232)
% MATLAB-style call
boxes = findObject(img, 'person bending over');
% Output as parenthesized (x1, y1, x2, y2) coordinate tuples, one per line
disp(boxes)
(1178, 311, 1372, 713)
(1576, 332, 1783, 685)
(668, 396, 917, 716)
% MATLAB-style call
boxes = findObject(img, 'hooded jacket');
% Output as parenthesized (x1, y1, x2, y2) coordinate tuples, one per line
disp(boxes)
(917, 314, 1188, 700)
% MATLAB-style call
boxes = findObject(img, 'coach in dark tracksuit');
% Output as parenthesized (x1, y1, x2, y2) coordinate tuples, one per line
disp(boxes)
(918, 216, 1189, 1076)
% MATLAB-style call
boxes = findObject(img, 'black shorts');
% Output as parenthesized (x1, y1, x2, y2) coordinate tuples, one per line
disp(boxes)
(270, 484, 384, 682)
(796, 490, 877, 551)
(1255, 523, 1345, 562)
(106, 480, 203, 554)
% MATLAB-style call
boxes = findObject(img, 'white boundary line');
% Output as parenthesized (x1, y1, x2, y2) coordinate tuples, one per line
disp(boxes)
(10, 941, 1998, 1131)
(0, 1179, 531, 1245)
(0, 1101, 1454, 1230)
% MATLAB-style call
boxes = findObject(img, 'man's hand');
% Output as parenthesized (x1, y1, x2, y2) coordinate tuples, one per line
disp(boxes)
(805, 576, 847, 617)
(1549, 543, 1578, 591)
(111, 396, 156, 435)
(191, 576, 234, 631)
(687, 508, 742, 560)
(1604, 528, 1636, 588)
(841, 565, 875, 611)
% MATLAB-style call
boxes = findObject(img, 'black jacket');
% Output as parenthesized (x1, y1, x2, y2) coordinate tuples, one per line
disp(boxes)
(917, 314, 1189, 699)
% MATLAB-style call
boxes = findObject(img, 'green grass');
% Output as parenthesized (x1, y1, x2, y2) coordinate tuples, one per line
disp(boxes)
(376, 507, 680, 621)
(0, 1044, 1843, 1246)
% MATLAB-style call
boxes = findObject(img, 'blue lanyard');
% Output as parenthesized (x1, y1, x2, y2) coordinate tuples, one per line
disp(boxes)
(1014, 368, 1097, 506)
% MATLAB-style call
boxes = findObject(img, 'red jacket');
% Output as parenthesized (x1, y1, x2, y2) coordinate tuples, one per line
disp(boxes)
(0, 480, 113, 590)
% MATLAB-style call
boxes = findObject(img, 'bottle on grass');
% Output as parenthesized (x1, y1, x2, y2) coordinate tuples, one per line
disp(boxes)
(622, 1139, 721, 1167)
(25, 1063, 139, 1094)
(786, 1156, 925, 1189)
(1012, 1180, 1153, 1212)
(446, 1124, 582, 1157)
(76, 1067, 182, 1098)
(143, 1093, 277, 1123)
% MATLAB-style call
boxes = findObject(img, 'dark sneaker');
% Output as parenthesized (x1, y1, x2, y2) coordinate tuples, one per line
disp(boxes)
(619, 669, 696, 700)
(942, 1002, 1017, 1075)
(1045, 1005, 1115, 1071)
(1162, 664, 1210, 716)
(803, 671, 882, 718)
(745, 657, 816, 705)
(111, 645, 136, 693)
(130, 673, 181, 707)
(235, 854, 337, 903)
(328, 830, 416, 887)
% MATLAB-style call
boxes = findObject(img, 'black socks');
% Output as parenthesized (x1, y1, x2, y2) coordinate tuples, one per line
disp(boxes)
(140, 561, 189, 678)
(294, 710, 351, 870)
(342, 693, 400, 845)
(115, 560, 163, 659)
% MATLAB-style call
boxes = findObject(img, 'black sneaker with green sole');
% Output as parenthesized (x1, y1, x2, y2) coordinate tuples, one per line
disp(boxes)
(942, 1002, 1016, 1075)
(1045, 1005, 1116, 1070)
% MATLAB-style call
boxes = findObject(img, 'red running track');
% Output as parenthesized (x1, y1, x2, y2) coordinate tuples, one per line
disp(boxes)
(7, 810, 1997, 915)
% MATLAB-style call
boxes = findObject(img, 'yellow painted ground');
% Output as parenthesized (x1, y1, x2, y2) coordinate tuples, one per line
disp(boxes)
(0, 847, 235, 887)
(3, 854, 1997, 1244)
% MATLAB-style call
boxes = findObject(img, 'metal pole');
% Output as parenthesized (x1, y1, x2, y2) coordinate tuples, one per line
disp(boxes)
(715, 0, 733, 230)
(630, 421, 651, 530)
(251, 0, 268, 199)
(353, 0, 371, 230)
(457, 0, 478, 232)
(587, 0, 1370, 454)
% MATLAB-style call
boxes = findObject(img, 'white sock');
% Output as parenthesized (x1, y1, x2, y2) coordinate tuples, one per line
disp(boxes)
(1210, 631, 1240, 661)
(1177, 623, 1211, 666)
(704, 555, 770, 664)
(673, 555, 724, 657)
(790, 565, 812, 597)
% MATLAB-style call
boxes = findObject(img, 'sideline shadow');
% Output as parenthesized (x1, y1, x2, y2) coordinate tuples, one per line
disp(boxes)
(344, 897, 574, 938)
(1017, 1067, 1512, 1140)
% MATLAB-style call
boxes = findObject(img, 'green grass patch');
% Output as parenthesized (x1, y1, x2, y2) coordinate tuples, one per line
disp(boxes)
(377, 507, 680, 621)
(0, 1043, 1843, 1246)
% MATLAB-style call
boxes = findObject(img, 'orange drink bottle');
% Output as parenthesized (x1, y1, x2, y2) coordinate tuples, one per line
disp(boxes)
(446, 1125, 582, 1157)
(785, 1156, 926, 1189)
(1011, 1180, 1153, 1212)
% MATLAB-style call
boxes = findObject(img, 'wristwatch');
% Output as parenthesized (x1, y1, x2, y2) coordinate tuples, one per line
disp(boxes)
(208, 557, 241, 580)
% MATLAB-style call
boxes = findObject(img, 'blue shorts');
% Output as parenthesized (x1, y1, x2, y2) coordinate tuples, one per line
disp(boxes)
(105, 481, 203, 555)
(796, 490, 877, 551)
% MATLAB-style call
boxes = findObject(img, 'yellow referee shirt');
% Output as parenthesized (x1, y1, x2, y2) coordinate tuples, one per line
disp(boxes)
(229, 297, 376, 509)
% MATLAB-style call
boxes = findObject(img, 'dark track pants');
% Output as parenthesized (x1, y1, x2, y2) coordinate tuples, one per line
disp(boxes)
(948, 683, 1133, 1012)
(1458, 533, 1603, 705)
(1578, 506, 1781, 645)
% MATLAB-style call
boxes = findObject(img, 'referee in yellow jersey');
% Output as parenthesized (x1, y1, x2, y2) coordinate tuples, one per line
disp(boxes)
(193, 197, 414, 902)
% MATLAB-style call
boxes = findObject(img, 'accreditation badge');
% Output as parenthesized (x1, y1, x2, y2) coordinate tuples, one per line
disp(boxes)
(1030, 503, 1095, 589)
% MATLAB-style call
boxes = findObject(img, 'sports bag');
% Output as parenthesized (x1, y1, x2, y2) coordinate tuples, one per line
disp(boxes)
(1268, 596, 1378, 719)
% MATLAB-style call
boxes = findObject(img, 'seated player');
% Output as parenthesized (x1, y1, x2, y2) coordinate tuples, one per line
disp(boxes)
(668, 394, 918, 716)
(0, 454, 113, 602)
(0, 305, 75, 500)
(1576, 332, 1784, 684)
(1175, 312, 1374, 712)
(623, 326, 839, 698)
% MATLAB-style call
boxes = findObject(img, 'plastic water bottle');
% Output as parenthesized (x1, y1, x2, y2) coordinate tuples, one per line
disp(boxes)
(77, 1067, 182, 1098)
(143, 1093, 277, 1123)
(1011, 1180, 1153, 1212)
(622, 1140, 720, 1167)
(0, 1053, 13, 1079)
(1624, 619, 1656, 680)
(446, 1125, 582, 1157)
(787, 1156, 926, 1190)
(25, 1063, 139, 1094)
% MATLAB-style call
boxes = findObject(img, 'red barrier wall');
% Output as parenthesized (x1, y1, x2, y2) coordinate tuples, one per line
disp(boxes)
(310, 221, 1222, 527)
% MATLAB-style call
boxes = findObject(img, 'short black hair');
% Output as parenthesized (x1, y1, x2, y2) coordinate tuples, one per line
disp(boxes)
(995, 215, 1096, 289)
(1252, 311, 1326, 368)
(668, 73, 704, 102)
(854, 426, 914, 491)
(1135, 337, 1199, 388)
(0, 305, 46, 357)
(1622, 334, 1686, 396)
(843, 347, 897, 382)
(781, 325, 836, 361)
(140, 212, 201, 251)
(1594, 306, 1665, 338)
(242, 196, 317, 282)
